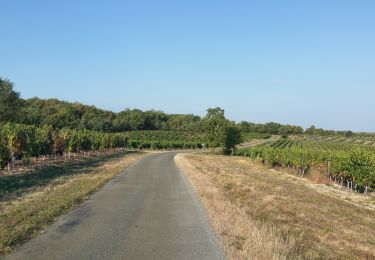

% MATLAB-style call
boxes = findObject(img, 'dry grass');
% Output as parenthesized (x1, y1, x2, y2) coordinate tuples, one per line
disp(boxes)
(273, 166, 330, 185)
(0, 151, 145, 255)
(306, 169, 329, 184)
(175, 153, 375, 260)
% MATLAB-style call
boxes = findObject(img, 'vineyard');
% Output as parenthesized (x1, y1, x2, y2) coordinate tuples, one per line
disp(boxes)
(242, 132, 272, 142)
(235, 135, 375, 193)
(0, 123, 207, 172)
(124, 130, 206, 145)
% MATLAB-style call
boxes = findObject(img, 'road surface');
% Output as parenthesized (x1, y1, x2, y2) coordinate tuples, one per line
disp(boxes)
(7, 152, 224, 260)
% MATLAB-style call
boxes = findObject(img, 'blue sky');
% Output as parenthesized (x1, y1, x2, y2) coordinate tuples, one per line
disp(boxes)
(1, 1, 374, 131)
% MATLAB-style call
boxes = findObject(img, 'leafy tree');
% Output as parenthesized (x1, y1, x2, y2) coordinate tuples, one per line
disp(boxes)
(263, 122, 281, 134)
(79, 107, 114, 131)
(237, 121, 303, 135)
(202, 108, 227, 147)
(277, 125, 290, 136)
(44, 106, 81, 129)
(223, 125, 243, 154)
(202, 107, 242, 154)
(0, 78, 21, 123)
(345, 131, 354, 137)
(238, 121, 256, 133)
(166, 114, 201, 131)
(113, 109, 146, 131)
(305, 125, 316, 135)
(144, 110, 168, 130)
(206, 107, 225, 120)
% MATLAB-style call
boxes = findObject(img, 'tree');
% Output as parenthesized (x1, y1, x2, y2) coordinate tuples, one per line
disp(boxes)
(113, 109, 146, 131)
(238, 121, 256, 133)
(305, 125, 316, 135)
(202, 108, 227, 147)
(0, 78, 21, 123)
(166, 114, 201, 131)
(263, 122, 281, 134)
(223, 125, 243, 155)
(277, 125, 290, 136)
(206, 107, 225, 120)
(144, 110, 168, 130)
(202, 107, 242, 154)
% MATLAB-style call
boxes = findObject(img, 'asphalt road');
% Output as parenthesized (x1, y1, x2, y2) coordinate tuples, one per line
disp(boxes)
(7, 152, 224, 260)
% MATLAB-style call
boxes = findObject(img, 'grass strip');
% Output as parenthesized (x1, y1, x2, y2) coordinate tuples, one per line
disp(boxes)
(175, 154, 375, 260)
(0, 151, 144, 254)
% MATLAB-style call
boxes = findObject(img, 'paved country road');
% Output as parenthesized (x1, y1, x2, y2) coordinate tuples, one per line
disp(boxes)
(7, 152, 224, 260)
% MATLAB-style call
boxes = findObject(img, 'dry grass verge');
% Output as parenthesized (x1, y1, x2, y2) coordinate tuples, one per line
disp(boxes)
(175, 153, 375, 260)
(0, 151, 145, 255)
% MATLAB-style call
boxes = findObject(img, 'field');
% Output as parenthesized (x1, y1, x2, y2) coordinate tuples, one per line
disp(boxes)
(235, 135, 375, 193)
(257, 135, 375, 150)
(2, 3, 374, 258)
(0, 124, 207, 173)
(242, 132, 272, 142)
(175, 153, 375, 260)
(1, 123, 375, 258)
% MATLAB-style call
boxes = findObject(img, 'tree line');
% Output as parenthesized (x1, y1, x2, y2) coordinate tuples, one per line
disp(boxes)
(304, 125, 356, 137)
(238, 121, 364, 137)
(0, 78, 244, 157)
(238, 121, 304, 135)
(1, 78, 202, 132)
(1, 77, 364, 138)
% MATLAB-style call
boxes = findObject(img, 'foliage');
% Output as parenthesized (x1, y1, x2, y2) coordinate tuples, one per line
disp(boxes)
(0, 78, 21, 123)
(0, 124, 209, 169)
(202, 107, 242, 153)
(243, 132, 272, 141)
(304, 125, 357, 137)
(124, 130, 206, 143)
(238, 121, 303, 135)
(235, 140, 375, 191)
(19, 98, 202, 133)
(223, 125, 243, 154)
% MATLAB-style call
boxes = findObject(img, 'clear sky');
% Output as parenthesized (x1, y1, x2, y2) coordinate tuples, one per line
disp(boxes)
(1, 1, 374, 132)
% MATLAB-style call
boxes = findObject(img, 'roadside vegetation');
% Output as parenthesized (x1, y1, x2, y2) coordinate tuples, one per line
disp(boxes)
(0, 78, 243, 170)
(2, 76, 375, 259)
(0, 151, 144, 254)
(176, 154, 375, 260)
(235, 136, 375, 193)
